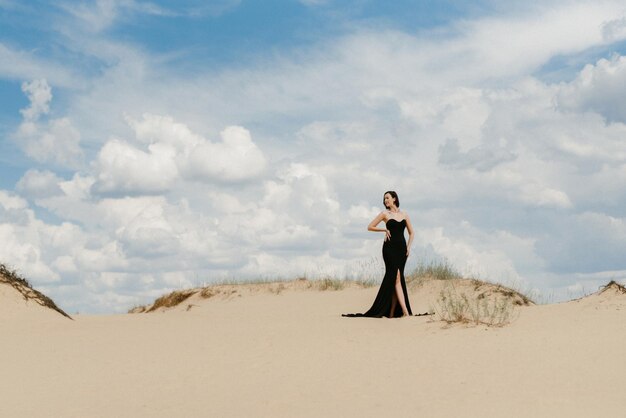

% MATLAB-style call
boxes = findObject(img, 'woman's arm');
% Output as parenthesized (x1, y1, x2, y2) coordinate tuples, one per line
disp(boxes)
(405, 213, 414, 256)
(368, 211, 390, 241)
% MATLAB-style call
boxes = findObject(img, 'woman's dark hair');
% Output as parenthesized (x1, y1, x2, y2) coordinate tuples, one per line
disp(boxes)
(383, 190, 399, 209)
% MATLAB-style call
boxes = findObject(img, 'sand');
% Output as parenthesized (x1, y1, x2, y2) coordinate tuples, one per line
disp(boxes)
(1, 279, 625, 417)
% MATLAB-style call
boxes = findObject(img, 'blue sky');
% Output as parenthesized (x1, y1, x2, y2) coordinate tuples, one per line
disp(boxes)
(2, 0, 626, 313)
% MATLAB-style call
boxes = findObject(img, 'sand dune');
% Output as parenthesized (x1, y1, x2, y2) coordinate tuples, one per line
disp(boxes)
(1, 277, 625, 417)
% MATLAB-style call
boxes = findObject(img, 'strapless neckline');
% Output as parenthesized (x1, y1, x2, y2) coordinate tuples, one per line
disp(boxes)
(386, 218, 406, 224)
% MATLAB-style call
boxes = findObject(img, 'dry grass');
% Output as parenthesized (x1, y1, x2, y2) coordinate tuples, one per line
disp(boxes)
(406, 260, 536, 325)
(199, 287, 216, 299)
(0, 263, 72, 319)
(313, 278, 345, 291)
(353, 278, 378, 288)
(145, 289, 197, 312)
(127, 305, 148, 314)
(470, 279, 534, 307)
(406, 259, 464, 284)
(599, 280, 626, 294)
(432, 280, 527, 327)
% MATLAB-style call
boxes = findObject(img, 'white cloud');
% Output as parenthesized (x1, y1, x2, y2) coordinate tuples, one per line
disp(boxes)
(415, 224, 533, 282)
(58, 0, 241, 32)
(93, 139, 179, 195)
(0, 44, 78, 86)
(126, 113, 202, 150)
(16, 170, 64, 198)
(557, 54, 626, 123)
(58, 0, 178, 32)
(114, 200, 180, 257)
(20, 79, 52, 121)
(93, 115, 267, 195)
(438, 138, 517, 172)
(517, 183, 573, 209)
(451, 3, 626, 79)
(0, 191, 61, 282)
(16, 118, 83, 167)
(60, 0, 119, 32)
(183, 126, 267, 183)
(13, 80, 83, 168)
(602, 15, 626, 41)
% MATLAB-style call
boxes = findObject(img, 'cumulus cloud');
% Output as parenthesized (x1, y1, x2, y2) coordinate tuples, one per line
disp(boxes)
(602, 15, 626, 41)
(0, 191, 61, 282)
(16, 118, 83, 167)
(241, 163, 340, 250)
(93, 139, 179, 195)
(183, 126, 267, 183)
(20, 79, 52, 121)
(113, 200, 180, 258)
(557, 54, 626, 123)
(263, 163, 340, 224)
(93, 114, 267, 196)
(16, 170, 64, 198)
(126, 113, 202, 149)
(13, 80, 83, 168)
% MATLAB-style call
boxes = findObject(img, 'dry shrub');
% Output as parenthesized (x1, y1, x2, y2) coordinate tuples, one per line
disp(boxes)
(471, 279, 534, 307)
(146, 289, 197, 312)
(315, 278, 345, 291)
(433, 282, 520, 327)
(599, 280, 626, 294)
(200, 288, 216, 299)
(0, 263, 72, 319)
(269, 283, 285, 295)
(128, 305, 147, 314)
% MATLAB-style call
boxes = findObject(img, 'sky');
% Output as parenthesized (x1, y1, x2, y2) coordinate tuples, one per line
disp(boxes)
(1, 0, 626, 313)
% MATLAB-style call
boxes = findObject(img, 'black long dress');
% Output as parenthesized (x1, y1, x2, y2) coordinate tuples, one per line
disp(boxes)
(343, 218, 413, 318)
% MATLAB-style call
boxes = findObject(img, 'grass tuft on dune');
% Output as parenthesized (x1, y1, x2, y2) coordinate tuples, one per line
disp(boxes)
(598, 280, 626, 295)
(0, 263, 72, 319)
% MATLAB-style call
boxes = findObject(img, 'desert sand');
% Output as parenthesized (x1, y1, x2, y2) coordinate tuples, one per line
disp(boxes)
(1, 277, 625, 418)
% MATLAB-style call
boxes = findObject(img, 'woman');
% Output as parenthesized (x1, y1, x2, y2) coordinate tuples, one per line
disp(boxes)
(343, 191, 414, 318)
